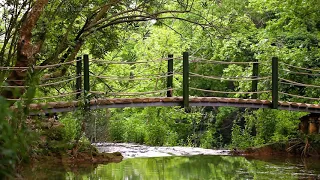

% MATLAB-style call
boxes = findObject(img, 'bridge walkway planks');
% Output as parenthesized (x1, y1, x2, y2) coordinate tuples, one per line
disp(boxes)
(25, 97, 320, 115)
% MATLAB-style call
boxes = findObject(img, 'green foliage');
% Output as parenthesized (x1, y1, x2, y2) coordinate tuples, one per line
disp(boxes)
(200, 130, 215, 149)
(108, 118, 127, 142)
(145, 120, 168, 146)
(231, 123, 253, 149)
(106, 107, 206, 146)
(231, 109, 306, 149)
(0, 100, 16, 179)
(215, 107, 238, 128)
(123, 116, 146, 144)
(60, 113, 81, 141)
(0, 98, 33, 179)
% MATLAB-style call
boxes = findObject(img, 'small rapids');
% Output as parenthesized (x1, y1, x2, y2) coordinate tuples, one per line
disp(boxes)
(93, 142, 230, 158)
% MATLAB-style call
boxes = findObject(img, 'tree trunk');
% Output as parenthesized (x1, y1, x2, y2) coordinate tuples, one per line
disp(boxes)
(1, 0, 49, 104)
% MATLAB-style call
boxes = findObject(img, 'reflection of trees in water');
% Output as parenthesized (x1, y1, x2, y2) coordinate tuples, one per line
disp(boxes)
(21, 162, 98, 179)
(22, 156, 320, 179)
(90, 156, 314, 180)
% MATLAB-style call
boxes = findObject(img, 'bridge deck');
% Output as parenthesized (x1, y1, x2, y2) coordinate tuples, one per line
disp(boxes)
(25, 97, 320, 114)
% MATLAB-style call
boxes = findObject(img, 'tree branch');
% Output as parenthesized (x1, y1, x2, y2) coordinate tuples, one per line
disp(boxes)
(83, 10, 192, 37)
(91, 15, 212, 34)
(89, 0, 121, 27)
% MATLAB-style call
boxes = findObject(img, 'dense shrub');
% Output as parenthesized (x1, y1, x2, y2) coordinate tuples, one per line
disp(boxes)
(231, 109, 305, 149)
(0, 98, 32, 179)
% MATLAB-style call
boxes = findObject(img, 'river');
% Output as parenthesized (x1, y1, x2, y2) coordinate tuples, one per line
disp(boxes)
(20, 143, 320, 179)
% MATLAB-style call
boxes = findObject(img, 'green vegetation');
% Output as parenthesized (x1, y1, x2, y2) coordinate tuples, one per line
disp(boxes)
(0, 99, 34, 179)
(1, 0, 320, 178)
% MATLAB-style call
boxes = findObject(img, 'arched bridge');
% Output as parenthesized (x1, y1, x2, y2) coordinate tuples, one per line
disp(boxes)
(3, 52, 320, 114)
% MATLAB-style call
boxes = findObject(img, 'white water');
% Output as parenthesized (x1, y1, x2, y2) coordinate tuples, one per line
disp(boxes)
(93, 142, 230, 159)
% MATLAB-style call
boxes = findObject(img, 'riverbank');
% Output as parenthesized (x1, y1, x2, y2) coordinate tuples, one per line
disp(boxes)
(237, 140, 320, 158)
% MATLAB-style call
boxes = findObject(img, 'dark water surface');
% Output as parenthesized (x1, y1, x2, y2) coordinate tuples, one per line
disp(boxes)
(21, 155, 320, 180)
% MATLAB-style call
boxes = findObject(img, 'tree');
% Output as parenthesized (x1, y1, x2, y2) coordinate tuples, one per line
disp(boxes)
(0, 0, 211, 102)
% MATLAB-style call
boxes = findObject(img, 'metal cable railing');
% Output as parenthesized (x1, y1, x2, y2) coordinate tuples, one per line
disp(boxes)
(0, 59, 80, 71)
(279, 92, 320, 101)
(278, 62, 320, 103)
(90, 56, 183, 64)
(3, 54, 320, 113)
(279, 62, 320, 72)
(279, 78, 320, 88)
(189, 56, 260, 65)
(7, 91, 82, 101)
(189, 72, 271, 81)
(190, 88, 271, 94)
(93, 73, 175, 81)
(1, 59, 81, 104)
(280, 69, 320, 76)
(90, 88, 177, 97)
(1, 76, 80, 88)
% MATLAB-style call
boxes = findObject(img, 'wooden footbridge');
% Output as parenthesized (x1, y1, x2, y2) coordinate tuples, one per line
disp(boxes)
(3, 52, 320, 114)
(26, 97, 320, 114)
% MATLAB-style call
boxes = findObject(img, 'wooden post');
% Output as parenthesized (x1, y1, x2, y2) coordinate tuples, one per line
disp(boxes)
(183, 52, 189, 109)
(76, 57, 82, 99)
(272, 57, 278, 109)
(251, 61, 259, 99)
(83, 54, 90, 110)
(167, 54, 174, 97)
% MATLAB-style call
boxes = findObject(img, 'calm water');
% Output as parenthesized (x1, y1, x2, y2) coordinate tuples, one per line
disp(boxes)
(21, 155, 320, 180)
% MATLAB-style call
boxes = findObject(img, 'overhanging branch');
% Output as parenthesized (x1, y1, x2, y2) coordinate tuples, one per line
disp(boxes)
(92, 15, 212, 34)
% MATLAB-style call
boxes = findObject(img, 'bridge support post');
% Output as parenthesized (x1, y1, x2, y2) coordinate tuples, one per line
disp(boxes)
(76, 57, 82, 99)
(83, 54, 90, 110)
(251, 61, 259, 99)
(183, 52, 189, 110)
(272, 57, 278, 109)
(167, 54, 174, 97)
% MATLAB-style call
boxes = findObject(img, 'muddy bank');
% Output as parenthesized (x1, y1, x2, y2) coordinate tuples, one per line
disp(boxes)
(238, 141, 320, 158)
(94, 143, 230, 158)
(27, 117, 124, 165)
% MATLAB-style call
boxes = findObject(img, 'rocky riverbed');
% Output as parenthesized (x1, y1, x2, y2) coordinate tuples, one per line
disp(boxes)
(93, 143, 230, 158)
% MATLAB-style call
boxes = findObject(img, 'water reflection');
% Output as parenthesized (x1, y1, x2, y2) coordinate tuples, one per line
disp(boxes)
(22, 155, 320, 180)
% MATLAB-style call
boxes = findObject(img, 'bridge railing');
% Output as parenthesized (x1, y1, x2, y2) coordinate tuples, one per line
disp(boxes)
(80, 54, 184, 108)
(278, 60, 320, 105)
(183, 53, 273, 107)
(0, 59, 82, 103)
(2, 52, 320, 111)
(78, 52, 274, 109)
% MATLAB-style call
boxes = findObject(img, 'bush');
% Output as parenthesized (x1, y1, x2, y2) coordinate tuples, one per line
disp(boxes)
(165, 131, 179, 146)
(231, 109, 305, 149)
(0, 98, 32, 179)
(60, 112, 81, 141)
(108, 119, 126, 142)
(230, 123, 253, 149)
(123, 118, 146, 144)
(145, 120, 168, 146)
(106, 107, 208, 147)
(200, 130, 215, 149)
